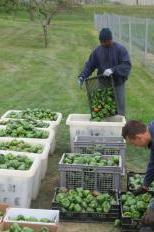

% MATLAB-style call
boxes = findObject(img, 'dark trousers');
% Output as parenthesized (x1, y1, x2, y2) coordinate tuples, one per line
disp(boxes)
(113, 83, 125, 116)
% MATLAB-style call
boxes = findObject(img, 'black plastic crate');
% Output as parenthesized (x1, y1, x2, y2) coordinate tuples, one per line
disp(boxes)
(51, 188, 120, 222)
(85, 75, 117, 120)
(127, 172, 154, 193)
(120, 192, 154, 232)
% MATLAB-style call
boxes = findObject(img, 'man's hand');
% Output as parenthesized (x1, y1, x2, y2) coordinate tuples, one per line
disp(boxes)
(142, 208, 154, 225)
(134, 186, 149, 196)
(103, 68, 113, 77)
(77, 76, 84, 88)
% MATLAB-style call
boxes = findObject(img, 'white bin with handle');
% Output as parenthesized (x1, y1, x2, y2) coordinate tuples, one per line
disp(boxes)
(66, 114, 126, 151)
(0, 153, 40, 207)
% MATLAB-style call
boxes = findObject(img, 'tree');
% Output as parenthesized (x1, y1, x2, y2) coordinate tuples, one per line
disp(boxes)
(33, 0, 72, 48)
(0, 0, 20, 17)
(25, 0, 37, 21)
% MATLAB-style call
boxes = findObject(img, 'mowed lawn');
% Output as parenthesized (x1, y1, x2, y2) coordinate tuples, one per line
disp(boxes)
(0, 6, 154, 231)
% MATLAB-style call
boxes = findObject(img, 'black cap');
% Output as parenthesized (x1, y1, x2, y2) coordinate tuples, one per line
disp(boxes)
(99, 28, 112, 41)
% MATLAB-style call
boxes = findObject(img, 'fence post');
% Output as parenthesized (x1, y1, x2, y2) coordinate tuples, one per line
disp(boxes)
(129, 17, 132, 57)
(118, 15, 121, 42)
(144, 18, 148, 65)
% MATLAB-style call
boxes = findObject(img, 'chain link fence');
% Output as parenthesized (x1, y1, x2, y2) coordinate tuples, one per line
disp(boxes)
(94, 13, 154, 73)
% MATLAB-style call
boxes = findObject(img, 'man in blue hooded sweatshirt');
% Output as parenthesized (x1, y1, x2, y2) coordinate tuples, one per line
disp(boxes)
(78, 28, 131, 116)
(122, 120, 154, 227)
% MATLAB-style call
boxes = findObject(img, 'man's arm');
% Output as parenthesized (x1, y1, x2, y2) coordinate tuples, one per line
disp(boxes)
(144, 151, 154, 188)
(112, 46, 132, 78)
(79, 50, 98, 81)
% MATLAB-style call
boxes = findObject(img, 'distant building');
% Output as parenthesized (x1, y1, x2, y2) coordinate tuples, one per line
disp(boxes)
(111, 0, 154, 5)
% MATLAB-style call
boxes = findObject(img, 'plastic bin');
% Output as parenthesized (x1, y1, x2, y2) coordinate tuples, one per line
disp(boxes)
(74, 135, 126, 175)
(0, 153, 40, 207)
(51, 188, 120, 222)
(0, 150, 41, 200)
(120, 192, 154, 232)
(59, 153, 122, 192)
(66, 114, 126, 151)
(0, 137, 51, 180)
(3, 208, 59, 232)
(1, 110, 62, 133)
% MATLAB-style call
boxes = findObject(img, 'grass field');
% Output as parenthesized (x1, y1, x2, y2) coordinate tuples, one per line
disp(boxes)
(0, 5, 154, 231)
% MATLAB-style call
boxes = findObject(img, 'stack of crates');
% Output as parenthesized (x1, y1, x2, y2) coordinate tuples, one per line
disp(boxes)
(73, 135, 126, 176)
(52, 152, 121, 222)
(59, 153, 122, 192)
(0, 109, 62, 208)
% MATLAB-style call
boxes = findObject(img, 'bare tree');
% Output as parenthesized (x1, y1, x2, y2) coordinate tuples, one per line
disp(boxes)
(27, 0, 37, 21)
(33, 0, 72, 48)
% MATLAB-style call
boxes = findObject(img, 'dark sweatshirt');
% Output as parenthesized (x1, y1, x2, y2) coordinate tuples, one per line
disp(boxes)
(143, 121, 154, 187)
(79, 42, 131, 86)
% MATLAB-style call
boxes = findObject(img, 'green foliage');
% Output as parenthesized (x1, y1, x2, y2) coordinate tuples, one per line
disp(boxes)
(63, 153, 119, 166)
(55, 188, 117, 213)
(3, 223, 50, 232)
(0, 211, 4, 217)
(0, 153, 33, 170)
(0, 139, 43, 153)
(7, 109, 58, 121)
(0, 120, 49, 139)
(0, 0, 20, 14)
(0, 119, 50, 128)
(91, 87, 117, 121)
(122, 192, 152, 219)
(12, 215, 53, 223)
(129, 173, 154, 191)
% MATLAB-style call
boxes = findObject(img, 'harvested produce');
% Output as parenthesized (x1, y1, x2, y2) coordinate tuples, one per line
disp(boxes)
(91, 88, 116, 121)
(129, 173, 154, 191)
(0, 153, 33, 170)
(0, 119, 50, 128)
(114, 219, 121, 227)
(11, 215, 54, 223)
(0, 211, 4, 216)
(3, 223, 49, 232)
(0, 120, 49, 139)
(0, 139, 43, 153)
(63, 153, 119, 166)
(121, 192, 152, 219)
(6, 109, 58, 121)
(55, 187, 117, 213)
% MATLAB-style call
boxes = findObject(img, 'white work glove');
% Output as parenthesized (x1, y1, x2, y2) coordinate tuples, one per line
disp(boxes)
(103, 68, 113, 77)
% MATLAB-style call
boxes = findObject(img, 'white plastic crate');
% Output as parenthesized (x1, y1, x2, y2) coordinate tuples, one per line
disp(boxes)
(0, 127, 56, 173)
(66, 114, 126, 151)
(0, 137, 51, 180)
(0, 153, 40, 207)
(1, 110, 62, 132)
(4, 208, 59, 231)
